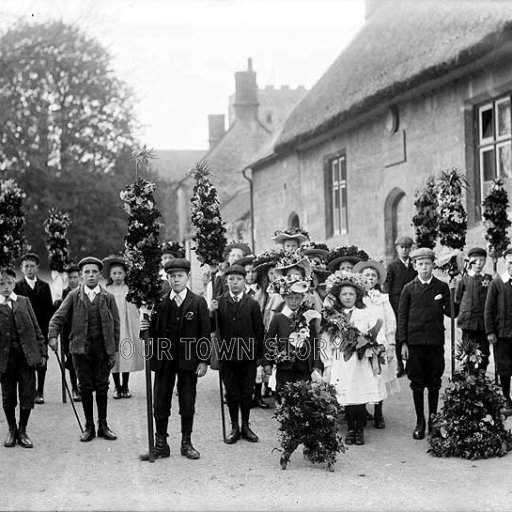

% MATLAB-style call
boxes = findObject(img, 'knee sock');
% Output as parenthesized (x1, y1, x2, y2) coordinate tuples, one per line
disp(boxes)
(345, 405, 356, 430)
(112, 372, 121, 390)
(37, 367, 46, 394)
(155, 418, 169, 436)
(122, 373, 130, 390)
(356, 404, 366, 431)
(96, 393, 108, 420)
(81, 392, 94, 422)
(3, 407, 16, 428)
(500, 375, 511, 402)
(69, 365, 78, 392)
(374, 401, 383, 419)
(254, 382, 262, 399)
(19, 408, 31, 427)
(412, 389, 425, 422)
(228, 404, 239, 426)
(241, 404, 251, 424)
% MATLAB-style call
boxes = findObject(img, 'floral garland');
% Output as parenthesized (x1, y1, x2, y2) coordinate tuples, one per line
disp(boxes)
(325, 245, 369, 266)
(0, 179, 29, 268)
(43, 207, 71, 272)
(162, 240, 186, 258)
(321, 305, 385, 375)
(274, 380, 345, 471)
(190, 161, 227, 265)
(482, 178, 511, 265)
(120, 178, 162, 308)
(275, 249, 307, 269)
(325, 270, 367, 296)
(412, 175, 438, 249)
(269, 275, 311, 295)
(273, 226, 309, 239)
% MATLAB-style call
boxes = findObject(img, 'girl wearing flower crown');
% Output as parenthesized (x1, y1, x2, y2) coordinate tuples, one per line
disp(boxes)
(320, 271, 387, 446)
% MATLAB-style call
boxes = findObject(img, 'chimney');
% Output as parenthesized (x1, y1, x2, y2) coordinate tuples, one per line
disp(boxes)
(233, 57, 259, 122)
(208, 114, 225, 149)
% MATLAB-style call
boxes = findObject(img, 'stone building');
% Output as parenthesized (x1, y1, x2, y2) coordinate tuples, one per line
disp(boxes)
(247, 0, 512, 261)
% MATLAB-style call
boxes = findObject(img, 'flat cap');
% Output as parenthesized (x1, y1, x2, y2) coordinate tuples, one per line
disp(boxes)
(468, 247, 487, 258)
(224, 264, 247, 277)
(164, 258, 191, 273)
(20, 252, 40, 264)
(410, 247, 435, 261)
(395, 236, 414, 247)
(78, 256, 104, 271)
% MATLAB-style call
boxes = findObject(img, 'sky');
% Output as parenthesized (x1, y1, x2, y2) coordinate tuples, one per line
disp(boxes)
(0, 0, 366, 150)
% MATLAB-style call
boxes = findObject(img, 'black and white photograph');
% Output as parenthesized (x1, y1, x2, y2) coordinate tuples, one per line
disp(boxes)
(1, 0, 512, 510)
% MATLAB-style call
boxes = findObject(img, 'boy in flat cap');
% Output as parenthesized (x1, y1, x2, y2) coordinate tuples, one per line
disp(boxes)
(140, 258, 210, 461)
(211, 264, 265, 444)
(14, 252, 54, 404)
(455, 247, 492, 373)
(398, 248, 451, 440)
(0, 267, 47, 448)
(384, 236, 417, 377)
(485, 248, 512, 411)
(48, 257, 120, 442)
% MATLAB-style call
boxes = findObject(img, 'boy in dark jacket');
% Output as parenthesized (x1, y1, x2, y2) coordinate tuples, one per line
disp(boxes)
(398, 248, 451, 440)
(263, 277, 322, 397)
(211, 265, 265, 444)
(0, 267, 47, 448)
(48, 257, 120, 443)
(384, 236, 417, 377)
(455, 247, 491, 373)
(484, 248, 512, 411)
(14, 252, 54, 404)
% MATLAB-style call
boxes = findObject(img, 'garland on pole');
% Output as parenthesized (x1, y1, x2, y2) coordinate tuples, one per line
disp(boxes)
(43, 207, 71, 272)
(120, 147, 162, 308)
(482, 178, 511, 272)
(412, 175, 439, 249)
(190, 160, 227, 266)
(0, 178, 29, 268)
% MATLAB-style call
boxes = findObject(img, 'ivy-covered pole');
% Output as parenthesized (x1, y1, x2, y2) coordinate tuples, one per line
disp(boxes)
(190, 160, 228, 441)
(436, 169, 468, 378)
(121, 145, 161, 463)
(412, 175, 439, 249)
(482, 178, 511, 275)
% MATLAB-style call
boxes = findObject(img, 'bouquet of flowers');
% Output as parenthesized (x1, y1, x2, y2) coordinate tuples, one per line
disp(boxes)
(120, 178, 162, 308)
(190, 161, 227, 266)
(0, 179, 29, 268)
(43, 207, 71, 272)
(321, 305, 385, 375)
(274, 380, 345, 471)
(412, 175, 438, 249)
(429, 338, 512, 460)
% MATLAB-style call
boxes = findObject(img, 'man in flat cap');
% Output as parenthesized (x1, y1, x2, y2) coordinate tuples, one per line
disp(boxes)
(14, 252, 54, 404)
(398, 248, 451, 440)
(455, 247, 491, 373)
(384, 236, 417, 377)
(140, 258, 210, 461)
(211, 264, 265, 444)
(48, 257, 120, 442)
(485, 248, 512, 412)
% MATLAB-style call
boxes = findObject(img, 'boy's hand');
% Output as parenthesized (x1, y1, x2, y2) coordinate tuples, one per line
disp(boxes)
(196, 362, 208, 378)
(210, 300, 218, 312)
(263, 365, 273, 376)
(488, 333, 497, 346)
(140, 318, 150, 331)
(401, 343, 409, 361)
(49, 337, 58, 352)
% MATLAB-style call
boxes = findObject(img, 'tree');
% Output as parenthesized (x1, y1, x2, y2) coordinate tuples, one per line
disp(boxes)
(0, 21, 146, 261)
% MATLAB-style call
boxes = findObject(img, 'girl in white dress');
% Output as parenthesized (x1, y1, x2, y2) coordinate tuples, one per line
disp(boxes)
(321, 271, 387, 446)
(103, 256, 143, 400)
(354, 260, 400, 429)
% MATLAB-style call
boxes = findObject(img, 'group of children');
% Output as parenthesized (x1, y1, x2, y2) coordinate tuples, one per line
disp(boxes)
(0, 227, 507, 453)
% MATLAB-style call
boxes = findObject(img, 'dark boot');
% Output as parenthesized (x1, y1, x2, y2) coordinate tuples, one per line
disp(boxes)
(112, 373, 122, 399)
(140, 433, 171, 460)
(122, 373, 131, 398)
(412, 389, 426, 440)
(81, 421, 96, 442)
(17, 425, 33, 448)
(427, 388, 439, 434)
(241, 422, 259, 442)
(181, 433, 200, 460)
(373, 401, 385, 429)
(97, 419, 117, 440)
(355, 405, 365, 445)
(225, 423, 240, 444)
(4, 425, 17, 447)
(345, 406, 356, 444)
(35, 368, 46, 404)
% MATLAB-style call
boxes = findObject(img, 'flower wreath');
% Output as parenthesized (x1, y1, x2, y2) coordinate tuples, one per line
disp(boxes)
(325, 270, 368, 296)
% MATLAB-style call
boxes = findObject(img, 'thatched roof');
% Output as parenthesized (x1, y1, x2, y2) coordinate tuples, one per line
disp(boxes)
(275, 0, 512, 152)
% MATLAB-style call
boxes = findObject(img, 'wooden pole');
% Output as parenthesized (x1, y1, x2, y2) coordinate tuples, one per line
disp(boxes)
(142, 327, 155, 462)
(450, 287, 456, 379)
(493, 257, 499, 385)
(60, 336, 67, 404)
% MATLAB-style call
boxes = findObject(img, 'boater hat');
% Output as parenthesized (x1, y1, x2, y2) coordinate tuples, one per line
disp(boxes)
(301, 241, 330, 259)
(325, 270, 368, 298)
(273, 254, 312, 278)
(270, 276, 309, 296)
(353, 260, 387, 286)
(271, 228, 310, 245)
(237, 255, 256, 268)
(326, 246, 370, 273)
(102, 255, 126, 278)
(164, 258, 191, 273)
(78, 256, 104, 271)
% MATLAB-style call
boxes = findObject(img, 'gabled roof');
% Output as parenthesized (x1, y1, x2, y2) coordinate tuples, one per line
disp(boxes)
(151, 149, 206, 183)
(276, 0, 512, 152)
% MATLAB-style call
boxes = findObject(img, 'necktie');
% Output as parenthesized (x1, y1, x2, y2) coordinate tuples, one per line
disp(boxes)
(174, 294, 182, 307)
(88, 291, 96, 302)
(233, 295, 239, 303)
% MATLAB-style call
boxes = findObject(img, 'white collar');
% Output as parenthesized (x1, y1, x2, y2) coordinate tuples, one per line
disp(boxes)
(230, 291, 244, 301)
(25, 276, 37, 284)
(399, 257, 410, 266)
(418, 276, 433, 285)
(84, 285, 101, 295)
(170, 288, 188, 301)
(501, 272, 511, 283)
(247, 283, 258, 291)
(0, 293, 17, 304)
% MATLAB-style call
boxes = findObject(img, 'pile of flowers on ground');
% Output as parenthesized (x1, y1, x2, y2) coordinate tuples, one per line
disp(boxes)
(120, 178, 162, 308)
(428, 338, 512, 460)
(274, 380, 345, 471)
(0, 178, 29, 267)
(43, 207, 71, 272)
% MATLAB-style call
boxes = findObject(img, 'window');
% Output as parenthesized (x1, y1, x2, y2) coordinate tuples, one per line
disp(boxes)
(330, 154, 348, 234)
(478, 96, 512, 198)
